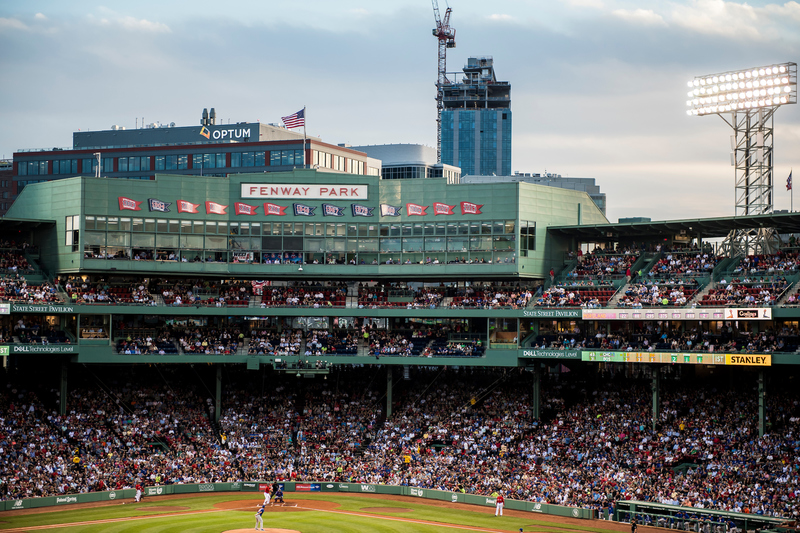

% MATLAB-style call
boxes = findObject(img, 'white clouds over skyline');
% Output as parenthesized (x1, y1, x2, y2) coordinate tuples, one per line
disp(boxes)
(0, 0, 798, 222)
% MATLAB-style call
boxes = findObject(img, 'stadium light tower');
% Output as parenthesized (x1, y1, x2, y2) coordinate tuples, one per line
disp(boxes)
(686, 62, 797, 254)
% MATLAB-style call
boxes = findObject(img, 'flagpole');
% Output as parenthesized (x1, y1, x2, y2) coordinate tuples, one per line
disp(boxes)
(303, 106, 307, 169)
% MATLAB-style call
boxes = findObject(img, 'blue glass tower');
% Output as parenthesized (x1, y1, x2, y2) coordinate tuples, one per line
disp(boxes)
(440, 57, 511, 176)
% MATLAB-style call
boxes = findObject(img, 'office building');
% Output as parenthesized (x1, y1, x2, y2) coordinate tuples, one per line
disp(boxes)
(441, 57, 511, 177)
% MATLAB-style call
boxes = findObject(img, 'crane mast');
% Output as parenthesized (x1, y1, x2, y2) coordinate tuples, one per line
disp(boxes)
(432, 0, 455, 163)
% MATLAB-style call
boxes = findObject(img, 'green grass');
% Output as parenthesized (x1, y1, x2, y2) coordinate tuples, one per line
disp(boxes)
(0, 493, 621, 533)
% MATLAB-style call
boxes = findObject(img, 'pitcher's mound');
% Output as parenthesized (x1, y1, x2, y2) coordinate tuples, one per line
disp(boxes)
(224, 530, 301, 533)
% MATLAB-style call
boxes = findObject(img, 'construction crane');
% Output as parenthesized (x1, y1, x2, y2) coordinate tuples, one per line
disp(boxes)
(432, 0, 455, 163)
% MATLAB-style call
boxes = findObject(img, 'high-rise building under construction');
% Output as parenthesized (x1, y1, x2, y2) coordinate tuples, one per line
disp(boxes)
(440, 57, 511, 177)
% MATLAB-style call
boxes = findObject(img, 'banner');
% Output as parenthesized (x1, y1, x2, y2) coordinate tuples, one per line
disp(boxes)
(118, 197, 142, 211)
(433, 202, 455, 215)
(293, 203, 316, 216)
(380, 204, 401, 217)
(352, 204, 374, 217)
(406, 203, 428, 216)
(461, 201, 483, 215)
(242, 184, 368, 199)
(205, 201, 228, 215)
(177, 200, 199, 213)
(234, 202, 258, 216)
(148, 198, 171, 212)
(321, 204, 345, 217)
(263, 203, 287, 216)
(232, 252, 254, 263)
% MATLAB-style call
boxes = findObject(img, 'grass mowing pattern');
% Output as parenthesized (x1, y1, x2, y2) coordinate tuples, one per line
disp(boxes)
(0, 493, 624, 533)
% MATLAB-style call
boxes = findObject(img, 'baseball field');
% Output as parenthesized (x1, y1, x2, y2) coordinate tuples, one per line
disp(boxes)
(0, 492, 633, 533)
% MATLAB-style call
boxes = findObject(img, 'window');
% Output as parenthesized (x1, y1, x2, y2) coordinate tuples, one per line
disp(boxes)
(102, 158, 114, 173)
(177, 155, 188, 169)
(155, 155, 165, 170)
(230, 153, 241, 167)
(56, 160, 78, 174)
(521, 221, 536, 251)
(65, 215, 80, 252)
(165, 155, 178, 170)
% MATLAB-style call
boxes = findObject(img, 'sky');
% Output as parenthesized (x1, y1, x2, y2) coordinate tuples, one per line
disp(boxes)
(0, 0, 798, 222)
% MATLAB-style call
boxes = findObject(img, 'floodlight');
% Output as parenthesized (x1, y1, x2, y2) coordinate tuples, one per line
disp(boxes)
(684, 61, 797, 252)
(686, 63, 796, 115)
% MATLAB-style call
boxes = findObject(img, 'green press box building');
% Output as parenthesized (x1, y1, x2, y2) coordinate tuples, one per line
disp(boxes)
(7, 169, 608, 279)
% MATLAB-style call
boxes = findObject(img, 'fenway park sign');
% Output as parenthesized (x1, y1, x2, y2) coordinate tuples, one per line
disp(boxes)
(241, 184, 368, 199)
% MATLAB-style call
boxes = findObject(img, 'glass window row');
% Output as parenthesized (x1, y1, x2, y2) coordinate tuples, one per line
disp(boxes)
(84, 217, 516, 237)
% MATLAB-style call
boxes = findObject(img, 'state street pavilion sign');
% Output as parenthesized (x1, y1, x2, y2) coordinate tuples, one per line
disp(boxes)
(241, 184, 368, 200)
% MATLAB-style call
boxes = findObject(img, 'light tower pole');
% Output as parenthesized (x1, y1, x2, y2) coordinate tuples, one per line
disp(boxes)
(686, 63, 796, 255)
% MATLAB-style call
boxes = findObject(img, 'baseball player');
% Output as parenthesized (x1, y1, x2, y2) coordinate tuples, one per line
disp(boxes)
(135, 483, 143, 503)
(254, 504, 265, 530)
(495, 491, 505, 516)
(273, 486, 284, 505)
(262, 486, 271, 506)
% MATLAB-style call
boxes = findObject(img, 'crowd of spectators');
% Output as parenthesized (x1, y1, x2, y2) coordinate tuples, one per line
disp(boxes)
(63, 277, 155, 305)
(0, 277, 59, 304)
(569, 250, 639, 280)
(650, 252, 722, 277)
(701, 278, 790, 307)
(247, 329, 303, 356)
(0, 249, 35, 275)
(532, 323, 797, 354)
(262, 283, 347, 308)
(535, 285, 608, 308)
(1, 368, 798, 520)
(618, 281, 699, 308)
(358, 282, 534, 310)
(732, 252, 800, 275)
(177, 327, 244, 355)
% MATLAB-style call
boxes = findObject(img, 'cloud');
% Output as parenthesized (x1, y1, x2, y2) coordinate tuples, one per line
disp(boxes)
(611, 8, 667, 27)
(34, 13, 47, 20)
(118, 16, 171, 33)
(0, 17, 29, 31)
(669, 0, 761, 39)
(87, 12, 170, 33)
(487, 13, 514, 22)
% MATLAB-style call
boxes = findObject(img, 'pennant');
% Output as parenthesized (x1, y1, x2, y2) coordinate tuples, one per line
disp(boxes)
(351, 204, 374, 217)
(293, 203, 316, 216)
(205, 201, 228, 215)
(263, 202, 288, 216)
(148, 198, 171, 213)
(380, 204, 402, 217)
(321, 203, 345, 217)
(118, 197, 142, 211)
(460, 201, 484, 215)
(177, 200, 200, 214)
(433, 202, 455, 216)
(234, 202, 259, 216)
(406, 203, 428, 216)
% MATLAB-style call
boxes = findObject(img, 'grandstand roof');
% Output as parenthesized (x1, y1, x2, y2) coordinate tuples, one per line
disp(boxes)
(548, 212, 800, 240)
(0, 217, 55, 229)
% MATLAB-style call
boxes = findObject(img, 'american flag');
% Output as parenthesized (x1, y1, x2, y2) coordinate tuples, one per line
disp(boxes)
(281, 108, 305, 129)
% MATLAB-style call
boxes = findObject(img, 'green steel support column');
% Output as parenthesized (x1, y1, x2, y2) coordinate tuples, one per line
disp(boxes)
(386, 367, 393, 419)
(652, 366, 659, 432)
(532, 363, 541, 420)
(60, 362, 68, 416)
(215, 366, 222, 423)
(758, 370, 765, 437)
